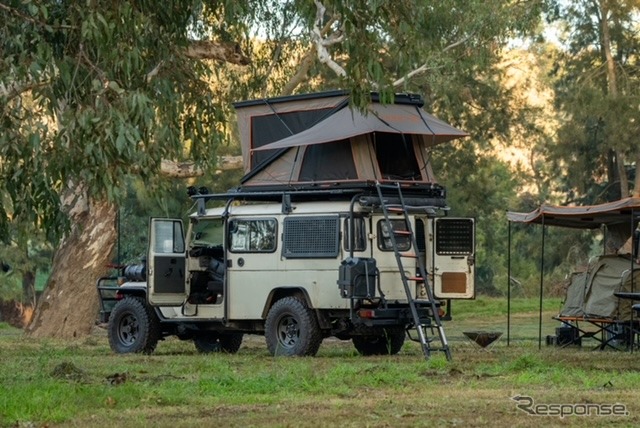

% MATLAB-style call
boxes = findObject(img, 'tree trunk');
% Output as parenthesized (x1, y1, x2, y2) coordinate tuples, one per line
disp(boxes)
(26, 196, 117, 339)
(599, 0, 629, 199)
(22, 270, 35, 307)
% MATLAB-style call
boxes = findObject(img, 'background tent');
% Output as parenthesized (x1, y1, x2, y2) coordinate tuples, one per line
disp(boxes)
(506, 198, 640, 347)
(583, 255, 640, 320)
(560, 272, 587, 317)
(232, 91, 468, 192)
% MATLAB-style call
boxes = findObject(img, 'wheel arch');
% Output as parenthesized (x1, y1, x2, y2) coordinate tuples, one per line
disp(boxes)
(116, 284, 147, 299)
(261, 287, 311, 319)
(114, 285, 166, 320)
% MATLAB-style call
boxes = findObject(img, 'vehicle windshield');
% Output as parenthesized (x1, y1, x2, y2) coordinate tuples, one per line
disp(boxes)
(190, 218, 224, 247)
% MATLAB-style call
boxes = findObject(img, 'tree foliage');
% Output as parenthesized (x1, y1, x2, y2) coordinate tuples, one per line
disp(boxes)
(1, 0, 546, 242)
(546, 0, 640, 203)
(0, 1, 253, 244)
(0, 1, 556, 334)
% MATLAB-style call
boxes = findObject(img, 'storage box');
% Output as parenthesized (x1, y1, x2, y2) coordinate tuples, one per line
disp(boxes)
(337, 257, 377, 299)
(556, 326, 580, 346)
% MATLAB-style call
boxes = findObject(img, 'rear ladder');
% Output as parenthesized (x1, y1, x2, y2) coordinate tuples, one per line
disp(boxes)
(375, 182, 452, 361)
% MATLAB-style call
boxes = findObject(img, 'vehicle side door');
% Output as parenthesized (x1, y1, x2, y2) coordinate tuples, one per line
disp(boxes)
(148, 218, 187, 305)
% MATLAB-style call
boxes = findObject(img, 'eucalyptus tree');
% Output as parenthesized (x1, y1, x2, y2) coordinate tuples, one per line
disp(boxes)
(1, 0, 543, 337)
(546, 0, 640, 203)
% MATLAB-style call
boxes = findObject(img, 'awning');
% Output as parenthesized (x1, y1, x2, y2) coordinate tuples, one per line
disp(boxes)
(507, 197, 640, 229)
(252, 103, 468, 152)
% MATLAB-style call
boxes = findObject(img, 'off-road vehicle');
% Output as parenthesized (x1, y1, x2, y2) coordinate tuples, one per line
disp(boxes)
(97, 91, 476, 359)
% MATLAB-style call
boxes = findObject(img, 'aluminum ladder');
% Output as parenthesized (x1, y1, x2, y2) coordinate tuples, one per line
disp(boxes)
(375, 182, 452, 361)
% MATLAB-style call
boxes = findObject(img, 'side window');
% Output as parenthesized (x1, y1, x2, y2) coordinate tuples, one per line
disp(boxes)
(153, 220, 185, 254)
(377, 219, 411, 251)
(415, 219, 426, 253)
(228, 219, 277, 253)
(343, 218, 367, 252)
(191, 218, 224, 247)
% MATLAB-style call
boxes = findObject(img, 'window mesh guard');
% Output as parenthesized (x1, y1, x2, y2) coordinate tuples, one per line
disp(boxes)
(435, 218, 474, 255)
(283, 216, 340, 258)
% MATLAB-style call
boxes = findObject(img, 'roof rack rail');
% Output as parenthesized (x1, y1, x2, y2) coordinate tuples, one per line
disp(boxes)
(190, 182, 448, 216)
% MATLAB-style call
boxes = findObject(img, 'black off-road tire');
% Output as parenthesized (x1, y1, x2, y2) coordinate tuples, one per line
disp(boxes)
(265, 297, 322, 357)
(108, 296, 161, 354)
(194, 332, 244, 354)
(352, 327, 406, 356)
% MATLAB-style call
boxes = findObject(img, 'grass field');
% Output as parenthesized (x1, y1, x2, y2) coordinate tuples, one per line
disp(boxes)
(2, 297, 640, 427)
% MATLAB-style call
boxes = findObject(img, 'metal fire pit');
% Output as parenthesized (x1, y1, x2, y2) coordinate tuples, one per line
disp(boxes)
(463, 331, 502, 350)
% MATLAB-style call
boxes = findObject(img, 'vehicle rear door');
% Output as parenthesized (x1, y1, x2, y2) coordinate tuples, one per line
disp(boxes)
(431, 217, 475, 299)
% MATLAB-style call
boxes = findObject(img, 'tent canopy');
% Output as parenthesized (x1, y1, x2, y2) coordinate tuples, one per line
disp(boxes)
(252, 102, 468, 152)
(506, 198, 640, 347)
(507, 197, 640, 229)
(232, 91, 468, 191)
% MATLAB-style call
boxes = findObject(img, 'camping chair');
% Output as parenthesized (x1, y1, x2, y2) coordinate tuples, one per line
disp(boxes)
(552, 315, 626, 350)
(552, 256, 640, 351)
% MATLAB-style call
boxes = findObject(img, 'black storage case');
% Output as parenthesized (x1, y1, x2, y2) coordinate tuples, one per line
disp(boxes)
(556, 326, 581, 346)
(338, 257, 377, 299)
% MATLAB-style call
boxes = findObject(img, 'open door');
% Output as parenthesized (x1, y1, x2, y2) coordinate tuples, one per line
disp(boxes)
(148, 218, 187, 305)
(432, 218, 475, 299)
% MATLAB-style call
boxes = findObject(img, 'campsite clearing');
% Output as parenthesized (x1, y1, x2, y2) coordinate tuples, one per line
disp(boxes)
(2, 297, 639, 427)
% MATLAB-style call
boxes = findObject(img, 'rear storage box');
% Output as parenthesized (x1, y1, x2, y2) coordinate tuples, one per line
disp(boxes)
(338, 257, 377, 299)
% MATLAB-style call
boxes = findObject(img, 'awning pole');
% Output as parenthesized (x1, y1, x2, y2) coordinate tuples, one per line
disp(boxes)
(630, 209, 635, 352)
(507, 220, 512, 346)
(538, 216, 546, 350)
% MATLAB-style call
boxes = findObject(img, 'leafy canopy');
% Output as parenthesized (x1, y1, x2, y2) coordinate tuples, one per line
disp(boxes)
(546, 0, 640, 203)
(1, 0, 543, 248)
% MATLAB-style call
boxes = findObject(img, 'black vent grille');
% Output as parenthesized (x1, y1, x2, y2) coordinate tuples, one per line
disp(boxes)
(283, 216, 340, 258)
(435, 218, 474, 255)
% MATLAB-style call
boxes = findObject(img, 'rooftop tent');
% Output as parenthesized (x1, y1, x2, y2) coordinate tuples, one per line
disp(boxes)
(234, 90, 349, 174)
(232, 91, 468, 191)
(252, 102, 468, 151)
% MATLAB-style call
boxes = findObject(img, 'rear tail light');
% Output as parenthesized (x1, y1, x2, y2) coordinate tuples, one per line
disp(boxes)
(357, 309, 376, 319)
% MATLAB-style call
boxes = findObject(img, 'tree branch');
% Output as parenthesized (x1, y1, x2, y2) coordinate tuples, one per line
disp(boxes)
(160, 160, 204, 178)
(146, 40, 249, 83)
(392, 34, 473, 88)
(281, 48, 317, 96)
(159, 156, 243, 178)
(185, 40, 250, 65)
(0, 81, 49, 103)
(283, 11, 340, 95)
(312, 1, 346, 78)
(145, 61, 164, 83)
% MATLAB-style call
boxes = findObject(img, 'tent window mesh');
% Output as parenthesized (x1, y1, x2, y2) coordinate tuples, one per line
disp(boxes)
(251, 108, 333, 168)
(283, 216, 340, 258)
(374, 133, 421, 180)
(298, 140, 357, 181)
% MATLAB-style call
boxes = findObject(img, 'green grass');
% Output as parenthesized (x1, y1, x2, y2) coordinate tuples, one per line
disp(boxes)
(1, 297, 639, 427)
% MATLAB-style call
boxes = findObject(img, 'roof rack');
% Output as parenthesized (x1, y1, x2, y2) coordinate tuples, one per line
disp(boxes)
(190, 182, 447, 216)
